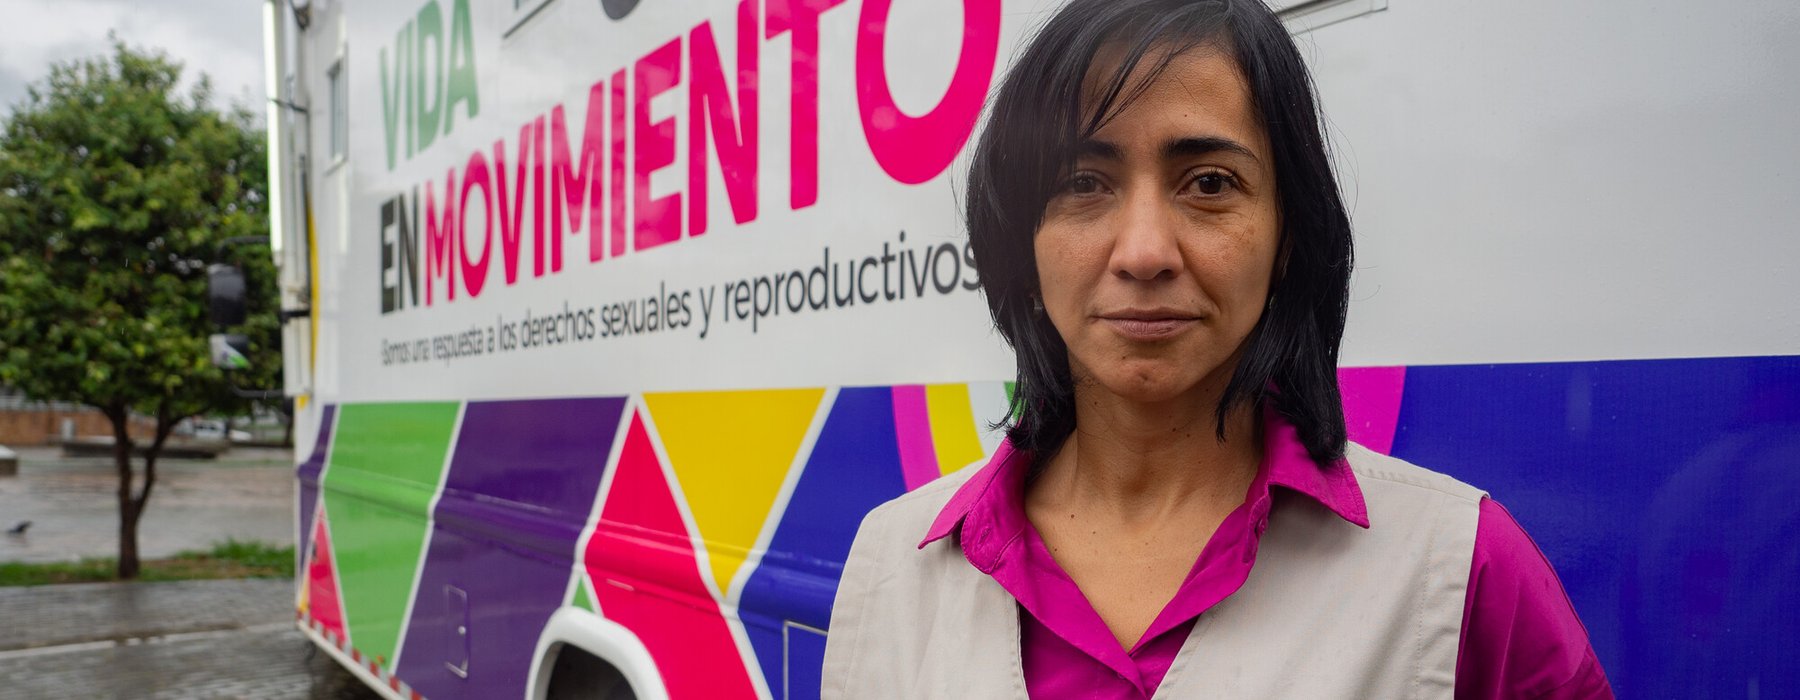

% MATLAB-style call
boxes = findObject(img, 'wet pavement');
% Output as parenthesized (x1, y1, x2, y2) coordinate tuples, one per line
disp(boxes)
(0, 446, 294, 562)
(0, 448, 381, 697)
(0, 579, 381, 699)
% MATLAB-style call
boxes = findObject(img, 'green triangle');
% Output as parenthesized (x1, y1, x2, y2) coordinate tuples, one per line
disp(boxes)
(571, 577, 597, 613)
(321, 401, 460, 667)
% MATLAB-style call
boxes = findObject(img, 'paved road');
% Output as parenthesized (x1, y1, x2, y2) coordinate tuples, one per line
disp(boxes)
(0, 446, 294, 563)
(0, 451, 383, 697)
(0, 579, 382, 699)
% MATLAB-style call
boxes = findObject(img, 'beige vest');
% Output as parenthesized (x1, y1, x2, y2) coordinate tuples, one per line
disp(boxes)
(821, 443, 1485, 699)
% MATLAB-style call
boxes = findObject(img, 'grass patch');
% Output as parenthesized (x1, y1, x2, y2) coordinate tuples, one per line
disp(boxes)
(0, 558, 118, 586)
(0, 539, 294, 586)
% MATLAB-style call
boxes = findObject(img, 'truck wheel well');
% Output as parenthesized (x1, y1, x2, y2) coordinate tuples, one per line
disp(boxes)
(545, 642, 638, 700)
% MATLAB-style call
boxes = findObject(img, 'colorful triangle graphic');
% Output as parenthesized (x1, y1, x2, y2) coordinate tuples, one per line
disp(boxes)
(321, 401, 459, 666)
(305, 511, 349, 643)
(644, 389, 824, 597)
(1340, 366, 1407, 455)
(925, 383, 988, 476)
(571, 579, 597, 614)
(586, 410, 758, 698)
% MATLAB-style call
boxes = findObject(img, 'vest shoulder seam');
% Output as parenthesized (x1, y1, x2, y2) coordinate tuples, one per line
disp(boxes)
(1345, 443, 1487, 506)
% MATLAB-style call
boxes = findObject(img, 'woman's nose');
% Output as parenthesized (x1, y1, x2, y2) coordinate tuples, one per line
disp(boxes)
(1109, 190, 1182, 281)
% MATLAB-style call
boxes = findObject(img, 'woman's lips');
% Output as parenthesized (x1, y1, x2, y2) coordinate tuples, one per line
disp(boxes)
(1099, 316, 1199, 340)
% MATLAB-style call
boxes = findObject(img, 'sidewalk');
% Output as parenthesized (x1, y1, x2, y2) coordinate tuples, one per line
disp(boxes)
(0, 579, 379, 699)
(1, 578, 291, 651)
(0, 446, 294, 563)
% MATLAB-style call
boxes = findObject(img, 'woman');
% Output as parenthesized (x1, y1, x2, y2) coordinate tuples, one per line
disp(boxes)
(822, 0, 1612, 697)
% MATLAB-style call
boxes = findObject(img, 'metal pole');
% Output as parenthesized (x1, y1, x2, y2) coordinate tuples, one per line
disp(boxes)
(262, 0, 287, 258)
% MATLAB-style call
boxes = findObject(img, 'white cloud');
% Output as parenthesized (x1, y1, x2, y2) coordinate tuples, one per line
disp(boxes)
(0, 0, 265, 114)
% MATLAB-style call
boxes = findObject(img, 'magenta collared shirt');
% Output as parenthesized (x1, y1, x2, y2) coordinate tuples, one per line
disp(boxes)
(920, 411, 1613, 699)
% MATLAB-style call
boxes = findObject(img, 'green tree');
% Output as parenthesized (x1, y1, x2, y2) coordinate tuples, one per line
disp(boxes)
(0, 41, 281, 578)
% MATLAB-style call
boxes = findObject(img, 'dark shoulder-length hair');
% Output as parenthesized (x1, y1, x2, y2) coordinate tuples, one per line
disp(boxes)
(966, 0, 1353, 465)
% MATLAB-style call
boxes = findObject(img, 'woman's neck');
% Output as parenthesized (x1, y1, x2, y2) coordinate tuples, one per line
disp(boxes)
(1031, 383, 1263, 524)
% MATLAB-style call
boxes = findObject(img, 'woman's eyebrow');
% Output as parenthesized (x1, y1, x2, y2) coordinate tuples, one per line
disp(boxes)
(1074, 136, 1261, 165)
(1076, 139, 1124, 162)
(1163, 136, 1260, 164)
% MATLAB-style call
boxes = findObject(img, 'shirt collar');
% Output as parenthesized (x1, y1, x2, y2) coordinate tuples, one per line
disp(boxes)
(920, 439, 1020, 551)
(919, 403, 1370, 555)
(1259, 403, 1370, 529)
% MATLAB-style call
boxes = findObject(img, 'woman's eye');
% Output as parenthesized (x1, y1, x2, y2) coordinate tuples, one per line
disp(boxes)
(1189, 172, 1237, 196)
(1066, 174, 1104, 195)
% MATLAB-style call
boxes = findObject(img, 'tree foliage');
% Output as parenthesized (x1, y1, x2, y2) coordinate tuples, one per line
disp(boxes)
(0, 40, 281, 578)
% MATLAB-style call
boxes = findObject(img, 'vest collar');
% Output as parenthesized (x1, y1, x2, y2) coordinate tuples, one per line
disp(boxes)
(919, 404, 1371, 563)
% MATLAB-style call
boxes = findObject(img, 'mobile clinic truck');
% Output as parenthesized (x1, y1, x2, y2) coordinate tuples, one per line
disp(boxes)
(254, 0, 1799, 697)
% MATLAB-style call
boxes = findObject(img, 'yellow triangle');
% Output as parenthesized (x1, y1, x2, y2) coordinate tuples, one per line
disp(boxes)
(926, 383, 988, 476)
(645, 388, 824, 597)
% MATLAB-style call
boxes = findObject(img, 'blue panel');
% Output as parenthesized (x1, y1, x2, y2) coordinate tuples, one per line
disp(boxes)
(740, 621, 785, 700)
(1391, 356, 1800, 698)
(786, 624, 828, 700)
(740, 387, 911, 700)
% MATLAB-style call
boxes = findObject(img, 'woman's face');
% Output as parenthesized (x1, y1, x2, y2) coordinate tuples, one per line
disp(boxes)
(1035, 45, 1280, 406)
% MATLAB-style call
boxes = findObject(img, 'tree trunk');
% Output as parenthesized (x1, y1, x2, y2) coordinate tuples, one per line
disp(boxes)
(281, 410, 294, 448)
(135, 406, 177, 565)
(104, 404, 141, 580)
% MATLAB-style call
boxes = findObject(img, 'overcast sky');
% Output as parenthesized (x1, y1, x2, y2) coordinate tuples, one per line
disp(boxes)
(0, 0, 266, 116)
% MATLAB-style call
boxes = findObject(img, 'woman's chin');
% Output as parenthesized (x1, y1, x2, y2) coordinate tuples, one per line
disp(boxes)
(1087, 368, 1208, 406)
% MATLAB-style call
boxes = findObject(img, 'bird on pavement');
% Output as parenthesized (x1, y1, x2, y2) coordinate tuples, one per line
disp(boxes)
(7, 521, 29, 535)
